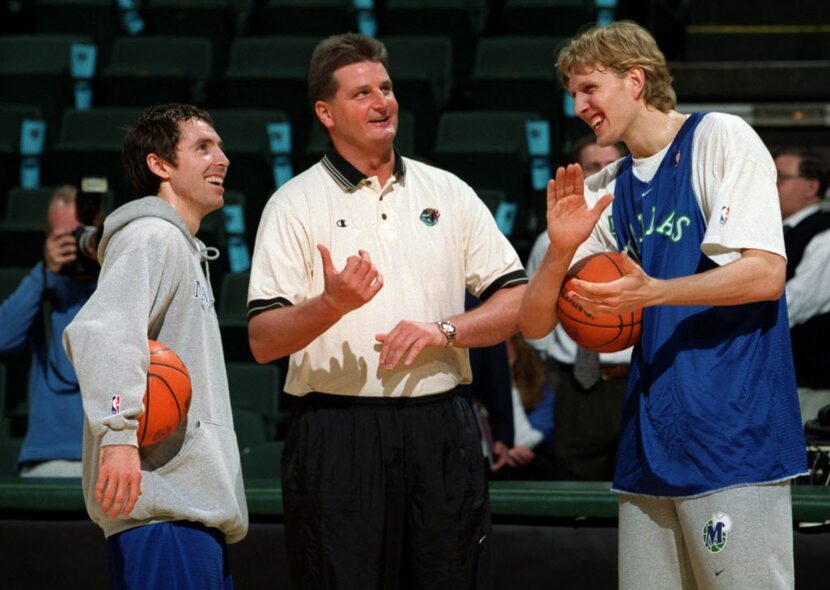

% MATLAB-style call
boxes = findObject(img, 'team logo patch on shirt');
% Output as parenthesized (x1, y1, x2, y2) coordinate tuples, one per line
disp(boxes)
(420, 208, 440, 226)
(702, 512, 732, 553)
(719, 205, 730, 225)
(111, 395, 121, 414)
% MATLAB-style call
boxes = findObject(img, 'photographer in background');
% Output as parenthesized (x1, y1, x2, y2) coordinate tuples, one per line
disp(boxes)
(0, 183, 101, 477)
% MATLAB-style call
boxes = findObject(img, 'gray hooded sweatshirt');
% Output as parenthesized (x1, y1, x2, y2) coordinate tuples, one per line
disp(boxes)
(63, 196, 248, 542)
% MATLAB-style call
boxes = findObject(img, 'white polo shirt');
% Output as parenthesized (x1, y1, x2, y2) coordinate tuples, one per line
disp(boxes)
(248, 146, 527, 397)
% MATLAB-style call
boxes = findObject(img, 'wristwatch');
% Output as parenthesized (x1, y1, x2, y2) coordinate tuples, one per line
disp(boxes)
(435, 320, 457, 348)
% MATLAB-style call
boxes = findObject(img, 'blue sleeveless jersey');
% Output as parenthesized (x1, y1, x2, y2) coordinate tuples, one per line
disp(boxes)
(610, 113, 806, 497)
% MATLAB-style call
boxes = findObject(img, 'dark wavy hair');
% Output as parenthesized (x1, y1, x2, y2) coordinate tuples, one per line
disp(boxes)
(307, 33, 388, 105)
(122, 103, 214, 198)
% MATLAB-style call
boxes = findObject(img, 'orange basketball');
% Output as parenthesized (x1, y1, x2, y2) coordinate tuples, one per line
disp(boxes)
(556, 251, 643, 353)
(138, 340, 192, 447)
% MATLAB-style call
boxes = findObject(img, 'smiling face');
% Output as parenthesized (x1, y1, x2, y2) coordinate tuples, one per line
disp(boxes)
(154, 117, 229, 223)
(315, 60, 398, 162)
(567, 65, 642, 148)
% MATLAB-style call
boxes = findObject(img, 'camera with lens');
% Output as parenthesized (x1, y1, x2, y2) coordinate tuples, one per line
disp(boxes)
(61, 177, 107, 278)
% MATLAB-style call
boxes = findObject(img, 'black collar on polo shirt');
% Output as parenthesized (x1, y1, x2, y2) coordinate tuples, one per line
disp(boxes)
(321, 142, 406, 192)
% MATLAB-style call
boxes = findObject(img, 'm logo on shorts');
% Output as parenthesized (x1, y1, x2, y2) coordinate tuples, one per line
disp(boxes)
(702, 512, 732, 553)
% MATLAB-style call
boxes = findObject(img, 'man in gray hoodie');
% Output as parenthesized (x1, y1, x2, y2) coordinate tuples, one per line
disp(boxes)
(63, 104, 248, 589)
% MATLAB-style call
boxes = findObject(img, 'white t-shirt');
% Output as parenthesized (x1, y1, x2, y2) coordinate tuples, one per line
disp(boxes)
(575, 113, 785, 265)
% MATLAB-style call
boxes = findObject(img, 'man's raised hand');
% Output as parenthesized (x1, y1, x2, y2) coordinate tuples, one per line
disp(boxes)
(318, 244, 384, 315)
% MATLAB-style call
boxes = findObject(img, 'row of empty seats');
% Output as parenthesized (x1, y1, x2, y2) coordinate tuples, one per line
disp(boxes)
(0, 104, 556, 250)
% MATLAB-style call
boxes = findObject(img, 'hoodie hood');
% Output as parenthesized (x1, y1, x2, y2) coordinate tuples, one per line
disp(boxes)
(98, 196, 202, 263)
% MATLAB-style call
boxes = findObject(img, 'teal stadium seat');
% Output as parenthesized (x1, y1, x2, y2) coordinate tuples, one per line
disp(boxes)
(219, 36, 322, 154)
(96, 36, 212, 107)
(232, 407, 269, 450)
(33, 0, 121, 59)
(240, 440, 283, 479)
(210, 109, 292, 233)
(142, 0, 236, 74)
(44, 107, 139, 202)
(0, 437, 22, 475)
(226, 361, 283, 438)
(432, 110, 540, 209)
(470, 36, 566, 154)
(380, 36, 453, 156)
(504, 0, 594, 37)
(0, 104, 43, 212)
(0, 35, 93, 143)
(218, 271, 253, 362)
(380, 0, 487, 83)
(260, 0, 353, 36)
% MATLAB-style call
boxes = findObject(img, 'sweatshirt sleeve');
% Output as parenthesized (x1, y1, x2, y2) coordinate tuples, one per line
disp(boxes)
(63, 222, 179, 448)
(0, 263, 47, 353)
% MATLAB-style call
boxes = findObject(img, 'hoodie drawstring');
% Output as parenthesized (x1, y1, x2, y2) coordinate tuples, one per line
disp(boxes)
(198, 245, 220, 306)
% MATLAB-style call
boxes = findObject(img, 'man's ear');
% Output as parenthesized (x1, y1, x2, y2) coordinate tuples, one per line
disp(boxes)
(806, 178, 821, 202)
(315, 100, 335, 131)
(626, 67, 646, 100)
(146, 153, 172, 181)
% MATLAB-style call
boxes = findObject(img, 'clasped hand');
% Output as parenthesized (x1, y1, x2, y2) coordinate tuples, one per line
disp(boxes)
(317, 244, 447, 370)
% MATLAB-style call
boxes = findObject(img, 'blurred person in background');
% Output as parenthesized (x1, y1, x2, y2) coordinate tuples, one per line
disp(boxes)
(0, 185, 96, 477)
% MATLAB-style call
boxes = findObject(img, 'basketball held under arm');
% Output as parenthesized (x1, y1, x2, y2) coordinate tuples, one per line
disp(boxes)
(567, 248, 786, 316)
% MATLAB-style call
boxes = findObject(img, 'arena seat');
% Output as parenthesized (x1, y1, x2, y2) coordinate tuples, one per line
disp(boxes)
(232, 407, 269, 449)
(5, 185, 114, 225)
(474, 188, 507, 216)
(0, 104, 44, 212)
(96, 36, 213, 107)
(226, 362, 284, 439)
(33, 0, 120, 60)
(671, 61, 830, 103)
(142, 0, 236, 75)
(380, 0, 487, 83)
(217, 271, 254, 362)
(432, 110, 540, 207)
(259, 0, 353, 36)
(0, 35, 91, 145)
(219, 36, 322, 153)
(240, 441, 284, 479)
(504, 0, 594, 37)
(210, 109, 290, 232)
(44, 107, 139, 202)
(0, 438, 21, 476)
(469, 36, 565, 156)
(379, 36, 453, 156)
(685, 1, 830, 61)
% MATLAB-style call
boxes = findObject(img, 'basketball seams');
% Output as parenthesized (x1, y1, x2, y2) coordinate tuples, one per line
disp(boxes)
(147, 374, 184, 422)
(148, 361, 190, 378)
(557, 251, 643, 352)
(139, 340, 192, 447)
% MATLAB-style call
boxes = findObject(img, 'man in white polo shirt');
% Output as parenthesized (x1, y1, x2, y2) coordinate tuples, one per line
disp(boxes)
(247, 33, 527, 590)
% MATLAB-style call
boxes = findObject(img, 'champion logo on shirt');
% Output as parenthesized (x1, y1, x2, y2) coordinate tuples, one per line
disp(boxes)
(420, 208, 440, 226)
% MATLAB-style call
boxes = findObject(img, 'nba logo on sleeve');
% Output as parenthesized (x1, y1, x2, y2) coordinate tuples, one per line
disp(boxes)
(111, 395, 121, 414)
